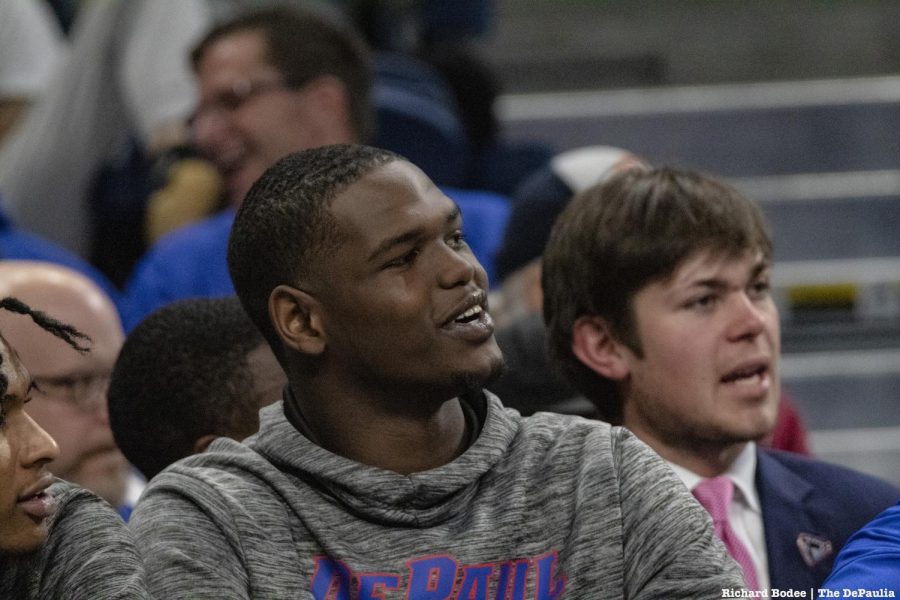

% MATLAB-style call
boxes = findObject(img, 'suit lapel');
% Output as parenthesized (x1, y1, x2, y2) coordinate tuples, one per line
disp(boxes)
(756, 449, 835, 590)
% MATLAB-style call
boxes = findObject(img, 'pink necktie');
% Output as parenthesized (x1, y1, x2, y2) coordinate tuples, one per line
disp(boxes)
(692, 476, 760, 591)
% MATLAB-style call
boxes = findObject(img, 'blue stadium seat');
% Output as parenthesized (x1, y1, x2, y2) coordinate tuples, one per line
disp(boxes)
(442, 187, 511, 287)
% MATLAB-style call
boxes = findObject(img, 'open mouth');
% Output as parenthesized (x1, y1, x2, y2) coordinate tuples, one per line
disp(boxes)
(453, 304, 484, 324)
(220, 159, 243, 184)
(17, 491, 57, 520)
(441, 292, 494, 343)
(443, 290, 488, 326)
(721, 363, 768, 385)
(17, 489, 48, 503)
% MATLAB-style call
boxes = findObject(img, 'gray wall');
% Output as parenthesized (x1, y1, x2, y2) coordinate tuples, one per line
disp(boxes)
(481, 1, 900, 93)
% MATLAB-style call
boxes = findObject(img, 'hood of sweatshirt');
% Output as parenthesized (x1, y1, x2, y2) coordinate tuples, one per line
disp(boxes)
(247, 392, 520, 529)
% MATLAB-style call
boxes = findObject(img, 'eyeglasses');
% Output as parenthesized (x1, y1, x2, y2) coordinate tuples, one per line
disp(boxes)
(32, 373, 111, 412)
(189, 77, 288, 129)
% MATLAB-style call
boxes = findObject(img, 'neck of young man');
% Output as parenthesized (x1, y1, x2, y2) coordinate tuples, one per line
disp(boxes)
(629, 423, 749, 478)
(289, 377, 472, 475)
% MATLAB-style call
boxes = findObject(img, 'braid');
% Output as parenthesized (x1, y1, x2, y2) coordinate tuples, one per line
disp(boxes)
(0, 297, 91, 354)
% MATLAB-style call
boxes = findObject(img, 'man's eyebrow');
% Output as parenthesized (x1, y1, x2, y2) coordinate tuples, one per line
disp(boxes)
(686, 259, 771, 290)
(447, 203, 462, 226)
(367, 203, 461, 262)
(367, 230, 422, 262)
(750, 259, 771, 278)
(689, 278, 729, 292)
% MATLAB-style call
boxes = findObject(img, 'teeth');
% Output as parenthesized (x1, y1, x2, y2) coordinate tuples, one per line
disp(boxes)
(455, 305, 482, 322)
(726, 367, 763, 384)
(733, 372, 761, 386)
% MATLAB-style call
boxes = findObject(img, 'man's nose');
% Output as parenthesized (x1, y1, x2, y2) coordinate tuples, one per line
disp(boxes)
(22, 412, 60, 468)
(726, 292, 767, 341)
(191, 110, 230, 156)
(436, 244, 478, 289)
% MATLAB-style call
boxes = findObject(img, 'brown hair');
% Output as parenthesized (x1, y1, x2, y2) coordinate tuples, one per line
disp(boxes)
(541, 166, 772, 423)
(192, 7, 374, 142)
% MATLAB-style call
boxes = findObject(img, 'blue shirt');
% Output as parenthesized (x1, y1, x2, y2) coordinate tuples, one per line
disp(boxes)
(0, 201, 123, 313)
(818, 501, 900, 596)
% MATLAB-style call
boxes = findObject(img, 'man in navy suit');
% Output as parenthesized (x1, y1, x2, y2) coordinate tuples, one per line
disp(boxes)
(541, 165, 900, 593)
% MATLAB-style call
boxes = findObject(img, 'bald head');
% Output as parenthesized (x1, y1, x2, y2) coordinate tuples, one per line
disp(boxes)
(0, 261, 129, 506)
(0, 262, 123, 363)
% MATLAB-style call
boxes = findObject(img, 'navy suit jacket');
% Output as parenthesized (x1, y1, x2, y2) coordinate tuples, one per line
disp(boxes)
(757, 448, 900, 591)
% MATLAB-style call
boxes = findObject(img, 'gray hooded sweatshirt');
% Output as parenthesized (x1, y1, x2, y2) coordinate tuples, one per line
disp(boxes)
(130, 392, 744, 599)
(0, 480, 151, 599)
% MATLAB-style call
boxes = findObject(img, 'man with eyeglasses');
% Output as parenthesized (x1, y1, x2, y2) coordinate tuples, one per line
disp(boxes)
(122, 6, 371, 329)
(188, 7, 369, 212)
(0, 261, 139, 518)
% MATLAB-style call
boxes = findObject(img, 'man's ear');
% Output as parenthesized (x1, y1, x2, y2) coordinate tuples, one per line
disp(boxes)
(571, 315, 631, 381)
(269, 284, 326, 356)
(301, 75, 354, 143)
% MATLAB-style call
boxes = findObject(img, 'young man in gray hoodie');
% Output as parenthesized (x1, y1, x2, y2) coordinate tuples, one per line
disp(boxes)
(129, 143, 744, 599)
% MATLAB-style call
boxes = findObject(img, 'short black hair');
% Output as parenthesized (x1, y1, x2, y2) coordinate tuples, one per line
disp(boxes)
(0, 296, 90, 402)
(107, 297, 272, 479)
(228, 143, 400, 363)
(542, 166, 772, 423)
(191, 6, 374, 142)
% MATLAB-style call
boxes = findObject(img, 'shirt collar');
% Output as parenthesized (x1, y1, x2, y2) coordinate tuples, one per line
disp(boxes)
(666, 442, 761, 513)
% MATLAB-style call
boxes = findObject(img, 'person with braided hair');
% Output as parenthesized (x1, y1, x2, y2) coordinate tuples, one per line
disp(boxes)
(0, 261, 139, 517)
(0, 297, 91, 351)
(0, 296, 150, 598)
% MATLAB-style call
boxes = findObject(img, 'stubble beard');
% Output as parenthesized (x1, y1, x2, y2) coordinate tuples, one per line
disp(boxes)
(450, 353, 506, 396)
(629, 387, 776, 461)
